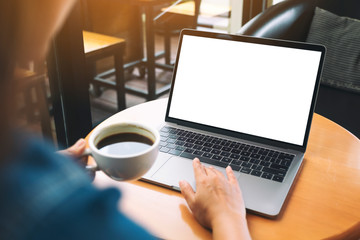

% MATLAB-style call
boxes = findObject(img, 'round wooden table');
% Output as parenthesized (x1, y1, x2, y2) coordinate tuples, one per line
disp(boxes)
(91, 98, 360, 240)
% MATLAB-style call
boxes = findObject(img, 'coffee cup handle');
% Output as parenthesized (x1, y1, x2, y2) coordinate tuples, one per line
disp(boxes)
(82, 148, 100, 173)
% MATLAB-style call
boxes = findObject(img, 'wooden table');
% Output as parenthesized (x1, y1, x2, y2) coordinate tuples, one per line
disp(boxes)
(90, 98, 360, 240)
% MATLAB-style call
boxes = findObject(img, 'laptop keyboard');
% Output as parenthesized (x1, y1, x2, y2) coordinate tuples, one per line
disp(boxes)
(159, 126, 295, 183)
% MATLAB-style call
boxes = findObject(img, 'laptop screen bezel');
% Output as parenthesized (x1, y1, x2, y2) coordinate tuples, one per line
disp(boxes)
(165, 29, 326, 153)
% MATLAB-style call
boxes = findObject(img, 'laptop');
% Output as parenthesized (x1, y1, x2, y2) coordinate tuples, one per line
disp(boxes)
(142, 29, 326, 218)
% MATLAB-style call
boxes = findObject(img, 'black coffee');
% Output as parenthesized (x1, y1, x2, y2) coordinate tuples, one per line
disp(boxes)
(97, 132, 153, 155)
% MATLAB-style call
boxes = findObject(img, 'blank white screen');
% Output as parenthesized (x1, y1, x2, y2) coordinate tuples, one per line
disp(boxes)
(169, 35, 322, 146)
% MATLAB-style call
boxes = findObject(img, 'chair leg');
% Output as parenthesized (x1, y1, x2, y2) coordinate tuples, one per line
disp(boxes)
(164, 30, 171, 65)
(35, 77, 53, 140)
(24, 88, 35, 123)
(114, 48, 126, 111)
(86, 61, 102, 97)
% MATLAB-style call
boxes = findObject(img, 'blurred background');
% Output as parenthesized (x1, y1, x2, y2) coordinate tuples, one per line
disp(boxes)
(19, 0, 360, 149)
(18, 0, 282, 148)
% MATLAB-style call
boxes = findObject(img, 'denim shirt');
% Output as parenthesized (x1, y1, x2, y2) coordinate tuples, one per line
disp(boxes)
(0, 134, 155, 240)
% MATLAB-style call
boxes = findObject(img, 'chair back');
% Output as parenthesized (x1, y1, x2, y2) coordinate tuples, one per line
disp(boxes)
(237, 0, 315, 41)
(238, 0, 360, 42)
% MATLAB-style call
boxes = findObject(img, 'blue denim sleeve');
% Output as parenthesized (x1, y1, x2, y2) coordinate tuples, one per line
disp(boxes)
(0, 135, 156, 240)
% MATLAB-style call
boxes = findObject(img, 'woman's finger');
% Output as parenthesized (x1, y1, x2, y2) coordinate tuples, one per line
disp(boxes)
(179, 180, 196, 209)
(193, 158, 206, 183)
(226, 166, 238, 185)
(58, 138, 86, 157)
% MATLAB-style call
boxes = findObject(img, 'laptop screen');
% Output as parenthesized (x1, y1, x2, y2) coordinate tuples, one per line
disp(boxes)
(168, 32, 323, 147)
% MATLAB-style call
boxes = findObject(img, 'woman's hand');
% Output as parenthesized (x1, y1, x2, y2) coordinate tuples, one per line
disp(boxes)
(58, 138, 87, 166)
(58, 139, 95, 180)
(179, 158, 251, 240)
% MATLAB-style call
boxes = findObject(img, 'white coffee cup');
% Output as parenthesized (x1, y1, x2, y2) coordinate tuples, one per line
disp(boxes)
(85, 122, 160, 181)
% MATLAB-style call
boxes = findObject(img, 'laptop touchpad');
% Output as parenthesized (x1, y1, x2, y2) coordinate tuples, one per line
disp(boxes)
(151, 156, 196, 190)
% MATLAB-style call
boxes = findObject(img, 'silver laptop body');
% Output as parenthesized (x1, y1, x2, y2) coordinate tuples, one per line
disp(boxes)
(142, 29, 325, 218)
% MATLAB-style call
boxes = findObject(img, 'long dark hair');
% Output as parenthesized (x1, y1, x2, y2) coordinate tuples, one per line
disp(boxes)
(0, 1, 19, 83)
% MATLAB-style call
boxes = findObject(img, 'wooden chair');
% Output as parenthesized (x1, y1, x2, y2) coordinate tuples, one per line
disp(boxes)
(155, 0, 202, 65)
(15, 68, 53, 140)
(82, 30, 126, 111)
